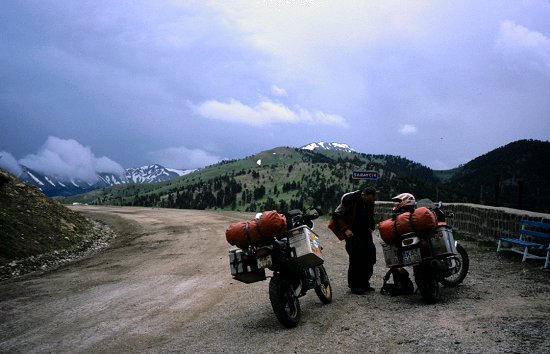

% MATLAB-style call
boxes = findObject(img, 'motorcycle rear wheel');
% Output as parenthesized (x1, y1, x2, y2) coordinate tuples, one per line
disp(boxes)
(414, 265, 441, 304)
(314, 265, 333, 304)
(269, 274, 301, 328)
(439, 244, 469, 288)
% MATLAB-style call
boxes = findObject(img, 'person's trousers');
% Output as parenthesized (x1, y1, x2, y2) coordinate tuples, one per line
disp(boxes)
(345, 234, 376, 289)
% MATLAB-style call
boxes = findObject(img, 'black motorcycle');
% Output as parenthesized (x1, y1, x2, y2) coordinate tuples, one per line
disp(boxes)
(228, 208, 332, 328)
(381, 200, 469, 303)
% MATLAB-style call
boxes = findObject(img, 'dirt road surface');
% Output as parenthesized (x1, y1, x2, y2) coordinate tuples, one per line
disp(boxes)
(1, 206, 549, 353)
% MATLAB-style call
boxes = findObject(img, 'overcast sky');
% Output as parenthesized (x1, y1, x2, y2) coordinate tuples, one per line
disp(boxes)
(1, 0, 549, 178)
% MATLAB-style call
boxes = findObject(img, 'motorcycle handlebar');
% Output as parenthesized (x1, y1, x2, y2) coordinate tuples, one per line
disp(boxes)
(434, 201, 453, 218)
(285, 207, 321, 228)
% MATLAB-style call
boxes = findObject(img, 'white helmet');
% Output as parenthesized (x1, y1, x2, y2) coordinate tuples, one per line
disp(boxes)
(392, 193, 416, 213)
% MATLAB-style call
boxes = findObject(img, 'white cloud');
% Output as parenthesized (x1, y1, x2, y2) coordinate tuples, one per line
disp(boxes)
(0, 151, 23, 176)
(192, 99, 347, 127)
(399, 124, 418, 136)
(315, 111, 347, 126)
(149, 146, 223, 170)
(496, 20, 550, 75)
(271, 85, 287, 96)
(95, 156, 125, 174)
(219, 1, 437, 86)
(18, 137, 124, 183)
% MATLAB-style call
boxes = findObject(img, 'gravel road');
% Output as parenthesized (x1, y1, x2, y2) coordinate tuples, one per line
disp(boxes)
(1, 206, 549, 353)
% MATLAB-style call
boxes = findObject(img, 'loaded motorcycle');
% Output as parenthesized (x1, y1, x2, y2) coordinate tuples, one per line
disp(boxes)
(227, 208, 332, 328)
(380, 199, 469, 303)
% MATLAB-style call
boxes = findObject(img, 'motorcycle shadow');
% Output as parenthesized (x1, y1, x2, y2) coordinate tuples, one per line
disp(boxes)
(237, 293, 331, 331)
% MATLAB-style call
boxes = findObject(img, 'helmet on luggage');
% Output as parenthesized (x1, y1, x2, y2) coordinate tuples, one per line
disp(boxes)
(392, 193, 416, 213)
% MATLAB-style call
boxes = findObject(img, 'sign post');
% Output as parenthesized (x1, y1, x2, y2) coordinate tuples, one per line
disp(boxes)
(352, 170, 379, 180)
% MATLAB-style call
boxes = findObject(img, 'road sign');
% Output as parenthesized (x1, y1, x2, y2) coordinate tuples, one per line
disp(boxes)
(352, 170, 379, 180)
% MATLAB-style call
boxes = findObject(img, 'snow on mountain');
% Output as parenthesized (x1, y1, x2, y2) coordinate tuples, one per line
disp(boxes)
(125, 164, 193, 184)
(17, 168, 91, 197)
(18, 164, 195, 197)
(301, 142, 354, 152)
(166, 167, 191, 177)
(98, 173, 126, 186)
(26, 171, 44, 186)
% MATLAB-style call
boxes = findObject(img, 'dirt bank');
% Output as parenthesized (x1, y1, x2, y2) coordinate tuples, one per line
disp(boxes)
(1, 206, 549, 353)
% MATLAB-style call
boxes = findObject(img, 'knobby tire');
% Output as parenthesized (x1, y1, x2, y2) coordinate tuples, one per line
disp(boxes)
(314, 265, 333, 304)
(269, 274, 301, 328)
(414, 265, 441, 304)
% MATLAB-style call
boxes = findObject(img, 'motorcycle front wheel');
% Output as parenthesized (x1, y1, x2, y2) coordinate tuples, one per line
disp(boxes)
(414, 264, 441, 304)
(314, 265, 333, 304)
(269, 274, 301, 328)
(439, 244, 469, 288)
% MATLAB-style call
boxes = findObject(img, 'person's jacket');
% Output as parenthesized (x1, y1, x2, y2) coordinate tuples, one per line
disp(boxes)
(332, 190, 375, 236)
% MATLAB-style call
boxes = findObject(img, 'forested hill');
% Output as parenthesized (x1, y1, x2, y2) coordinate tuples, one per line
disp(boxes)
(63, 139, 550, 214)
(65, 146, 440, 214)
(441, 139, 550, 213)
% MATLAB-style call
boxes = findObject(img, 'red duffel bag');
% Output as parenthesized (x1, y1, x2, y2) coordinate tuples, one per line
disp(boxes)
(225, 210, 287, 249)
(379, 207, 437, 244)
(378, 219, 397, 244)
(257, 210, 287, 238)
(225, 220, 261, 249)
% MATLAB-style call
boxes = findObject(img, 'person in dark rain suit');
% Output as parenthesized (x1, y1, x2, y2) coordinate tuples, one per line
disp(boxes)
(332, 187, 377, 295)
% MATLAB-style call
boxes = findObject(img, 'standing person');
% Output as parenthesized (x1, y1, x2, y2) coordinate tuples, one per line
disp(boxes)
(332, 187, 377, 295)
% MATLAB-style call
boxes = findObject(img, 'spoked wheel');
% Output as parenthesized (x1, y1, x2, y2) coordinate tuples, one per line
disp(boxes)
(314, 265, 333, 304)
(439, 244, 469, 288)
(414, 265, 441, 304)
(269, 274, 301, 328)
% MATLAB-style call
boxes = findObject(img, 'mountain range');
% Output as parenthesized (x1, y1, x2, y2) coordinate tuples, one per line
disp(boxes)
(5, 139, 549, 214)
(13, 142, 352, 197)
(60, 139, 550, 214)
(17, 164, 193, 197)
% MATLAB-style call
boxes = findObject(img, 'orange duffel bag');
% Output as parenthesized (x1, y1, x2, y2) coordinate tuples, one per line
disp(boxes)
(379, 207, 437, 244)
(225, 210, 287, 249)
(257, 210, 287, 238)
(225, 220, 261, 249)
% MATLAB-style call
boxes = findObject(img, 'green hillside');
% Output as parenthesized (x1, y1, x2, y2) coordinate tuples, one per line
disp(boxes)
(65, 147, 440, 215)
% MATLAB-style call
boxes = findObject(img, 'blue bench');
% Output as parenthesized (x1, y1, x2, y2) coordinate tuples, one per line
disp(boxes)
(497, 220, 550, 269)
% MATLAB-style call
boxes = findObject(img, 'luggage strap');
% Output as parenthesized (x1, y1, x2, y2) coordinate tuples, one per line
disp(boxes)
(392, 219, 399, 241)
(245, 222, 254, 245)
(409, 212, 417, 233)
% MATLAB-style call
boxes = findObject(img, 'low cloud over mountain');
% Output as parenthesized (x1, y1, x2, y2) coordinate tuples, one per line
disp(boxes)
(2, 137, 124, 184)
(0, 137, 192, 197)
